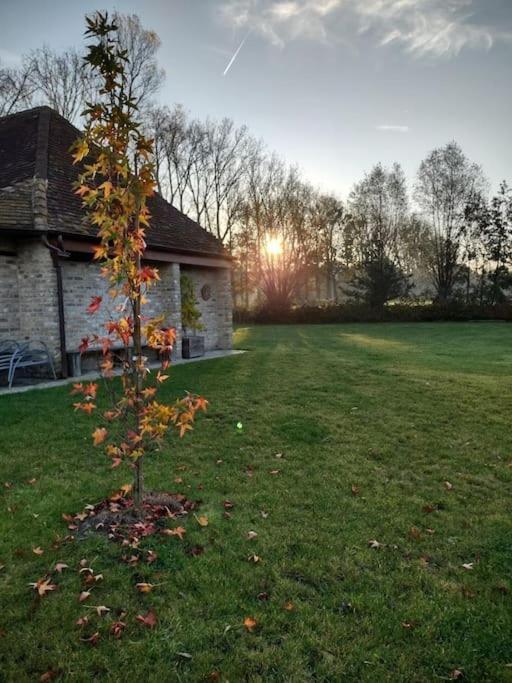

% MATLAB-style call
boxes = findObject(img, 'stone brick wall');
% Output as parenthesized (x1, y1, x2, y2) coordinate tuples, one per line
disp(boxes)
(181, 266, 233, 350)
(0, 253, 20, 338)
(16, 239, 61, 363)
(61, 259, 183, 357)
(1, 244, 232, 376)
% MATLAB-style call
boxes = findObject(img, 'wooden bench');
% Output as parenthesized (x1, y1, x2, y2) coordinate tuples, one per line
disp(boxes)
(66, 345, 133, 377)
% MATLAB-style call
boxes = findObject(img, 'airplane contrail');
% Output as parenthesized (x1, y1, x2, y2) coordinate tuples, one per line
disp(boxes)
(223, 33, 250, 76)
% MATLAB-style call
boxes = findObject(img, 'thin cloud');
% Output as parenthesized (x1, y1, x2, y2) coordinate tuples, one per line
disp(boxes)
(220, 0, 512, 58)
(376, 124, 410, 133)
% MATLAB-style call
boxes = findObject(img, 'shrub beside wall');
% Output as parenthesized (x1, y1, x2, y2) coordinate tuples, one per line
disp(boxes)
(233, 303, 512, 325)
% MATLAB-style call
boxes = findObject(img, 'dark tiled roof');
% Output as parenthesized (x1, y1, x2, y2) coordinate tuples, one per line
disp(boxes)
(0, 106, 227, 258)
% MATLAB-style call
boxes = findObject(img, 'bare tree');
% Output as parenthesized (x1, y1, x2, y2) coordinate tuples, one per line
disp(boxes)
(349, 163, 409, 264)
(25, 46, 93, 121)
(20, 14, 163, 123)
(0, 59, 34, 116)
(415, 141, 487, 302)
(346, 163, 413, 307)
(114, 13, 165, 109)
(310, 194, 345, 301)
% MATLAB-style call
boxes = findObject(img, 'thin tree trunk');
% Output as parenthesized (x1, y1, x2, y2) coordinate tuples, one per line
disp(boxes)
(132, 213, 144, 509)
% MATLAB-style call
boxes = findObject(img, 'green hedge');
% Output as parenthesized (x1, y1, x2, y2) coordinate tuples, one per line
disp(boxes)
(233, 303, 512, 325)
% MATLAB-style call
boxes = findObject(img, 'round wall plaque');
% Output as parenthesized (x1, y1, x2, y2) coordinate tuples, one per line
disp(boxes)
(201, 284, 212, 301)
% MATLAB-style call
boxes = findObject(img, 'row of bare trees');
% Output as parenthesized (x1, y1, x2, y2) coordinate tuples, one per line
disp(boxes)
(149, 100, 511, 309)
(0, 14, 163, 119)
(2, 13, 511, 310)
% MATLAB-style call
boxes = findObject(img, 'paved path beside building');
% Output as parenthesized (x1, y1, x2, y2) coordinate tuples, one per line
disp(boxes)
(0, 349, 246, 396)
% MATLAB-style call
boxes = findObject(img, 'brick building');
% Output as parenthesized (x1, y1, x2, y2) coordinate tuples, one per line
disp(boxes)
(0, 106, 232, 375)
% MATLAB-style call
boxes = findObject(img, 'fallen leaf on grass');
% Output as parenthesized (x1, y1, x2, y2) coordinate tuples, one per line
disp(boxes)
(79, 591, 91, 602)
(110, 621, 126, 639)
(248, 554, 261, 563)
(146, 550, 158, 564)
(284, 601, 294, 611)
(177, 652, 192, 660)
(260, 510, 269, 519)
(351, 484, 360, 496)
(449, 670, 464, 680)
(223, 500, 234, 511)
(54, 562, 69, 573)
(368, 539, 383, 549)
(408, 527, 421, 540)
(243, 616, 257, 631)
(39, 670, 58, 682)
(257, 592, 269, 601)
(136, 582, 154, 593)
(246, 531, 258, 540)
(195, 514, 209, 527)
(32, 547, 44, 556)
(136, 609, 158, 629)
(269, 469, 280, 475)
(207, 672, 221, 682)
(401, 621, 417, 630)
(93, 605, 110, 617)
(27, 478, 37, 485)
(174, 477, 183, 484)
(80, 632, 100, 645)
(29, 578, 57, 597)
(462, 563, 474, 570)
(444, 481, 454, 491)
(163, 526, 186, 540)
(92, 427, 108, 446)
(76, 616, 89, 626)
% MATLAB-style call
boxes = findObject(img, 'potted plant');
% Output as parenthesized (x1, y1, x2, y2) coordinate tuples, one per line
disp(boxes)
(180, 274, 205, 358)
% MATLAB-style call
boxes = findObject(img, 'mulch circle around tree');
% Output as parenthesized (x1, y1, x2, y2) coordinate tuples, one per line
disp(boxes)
(66, 490, 200, 544)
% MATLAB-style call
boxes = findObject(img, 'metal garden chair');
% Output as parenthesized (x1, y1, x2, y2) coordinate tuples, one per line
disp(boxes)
(0, 340, 57, 388)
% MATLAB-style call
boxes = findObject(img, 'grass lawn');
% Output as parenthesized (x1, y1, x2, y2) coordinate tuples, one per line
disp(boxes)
(1, 322, 512, 682)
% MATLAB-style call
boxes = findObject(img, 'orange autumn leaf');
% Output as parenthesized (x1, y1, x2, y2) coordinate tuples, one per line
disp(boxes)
(243, 617, 257, 632)
(136, 582, 154, 593)
(98, 180, 113, 198)
(74, 402, 96, 415)
(92, 428, 108, 446)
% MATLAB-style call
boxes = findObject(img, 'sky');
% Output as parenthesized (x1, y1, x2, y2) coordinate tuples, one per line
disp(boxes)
(0, 0, 511, 199)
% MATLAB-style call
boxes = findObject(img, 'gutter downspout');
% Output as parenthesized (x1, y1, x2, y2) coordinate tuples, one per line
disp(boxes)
(43, 235, 70, 378)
